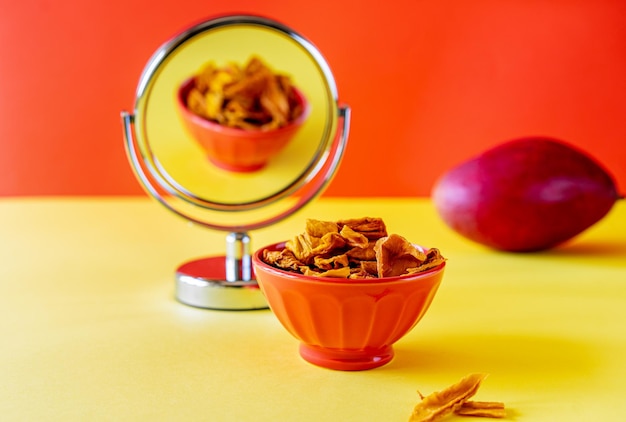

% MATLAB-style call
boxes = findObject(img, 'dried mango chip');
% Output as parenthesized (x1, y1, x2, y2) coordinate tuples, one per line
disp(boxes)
(340, 225, 370, 248)
(456, 401, 506, 418)
(185, 56, 303, 130)
(338, 217, 388, 240)
(314, 254, 349, 270)
(349, 260, 378, 279)
(287, 232, 346, 265)
(306, 218, 338, 238)
(261, 217, 445, 279)
(406, 248, 446, 275)
(409, 373, 505, 422)
(375, 234, 427, 278)
(346, 240, 377, 262)
(262, 249, 301, 272)
(301, 266, 351, 278)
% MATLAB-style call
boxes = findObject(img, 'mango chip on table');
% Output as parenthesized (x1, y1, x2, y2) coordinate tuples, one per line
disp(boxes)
(409, 373, 506, 421)
(186, 56, 304, 130)
(261, 217, 446, 279)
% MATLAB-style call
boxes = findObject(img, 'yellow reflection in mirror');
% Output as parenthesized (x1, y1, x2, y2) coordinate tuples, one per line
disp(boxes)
(143, 24, 332, 205)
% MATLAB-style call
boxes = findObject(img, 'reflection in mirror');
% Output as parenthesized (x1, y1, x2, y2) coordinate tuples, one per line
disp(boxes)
(136, 20, 338, 207)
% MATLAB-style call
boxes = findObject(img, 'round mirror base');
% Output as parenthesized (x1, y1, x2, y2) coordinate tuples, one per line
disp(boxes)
(175, 257, 268, 310)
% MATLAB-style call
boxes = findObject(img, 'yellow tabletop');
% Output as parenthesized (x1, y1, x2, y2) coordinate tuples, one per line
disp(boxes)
(1, 197, 625, 421)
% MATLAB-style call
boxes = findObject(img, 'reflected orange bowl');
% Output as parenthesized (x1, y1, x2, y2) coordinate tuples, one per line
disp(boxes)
(176, 78, 310, 173)
(252, 242, 446, 371)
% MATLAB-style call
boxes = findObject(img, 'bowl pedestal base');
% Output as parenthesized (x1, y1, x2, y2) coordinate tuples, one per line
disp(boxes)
(299, 343, 394, 371)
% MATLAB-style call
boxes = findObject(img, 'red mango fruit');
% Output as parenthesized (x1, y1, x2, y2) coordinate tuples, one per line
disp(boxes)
(432, 137, 620, 252)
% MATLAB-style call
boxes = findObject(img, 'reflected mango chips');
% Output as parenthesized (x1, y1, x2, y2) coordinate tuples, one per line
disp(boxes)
(185, 56, 304, 130)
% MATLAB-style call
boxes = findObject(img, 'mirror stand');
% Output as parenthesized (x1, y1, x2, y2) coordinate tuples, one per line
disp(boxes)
(175, 232, 267, 310)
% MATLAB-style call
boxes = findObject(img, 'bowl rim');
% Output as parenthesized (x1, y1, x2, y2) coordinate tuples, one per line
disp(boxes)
(252, 241, 446, 286)
(176, 77, 310, 136)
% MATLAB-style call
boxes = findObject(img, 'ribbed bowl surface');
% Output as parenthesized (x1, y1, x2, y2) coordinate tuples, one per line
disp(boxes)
(252, 242, 445, 370)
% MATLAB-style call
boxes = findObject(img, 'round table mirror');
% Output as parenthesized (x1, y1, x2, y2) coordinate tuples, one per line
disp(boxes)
(121, 14, 350, 310)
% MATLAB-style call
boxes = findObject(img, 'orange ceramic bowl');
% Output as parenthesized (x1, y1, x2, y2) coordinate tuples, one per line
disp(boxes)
(176, 78, 310, 173)
(252, 242, 446, 371)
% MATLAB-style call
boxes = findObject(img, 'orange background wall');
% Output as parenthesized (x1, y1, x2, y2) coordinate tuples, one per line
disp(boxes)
(1, 0, 624, 197)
